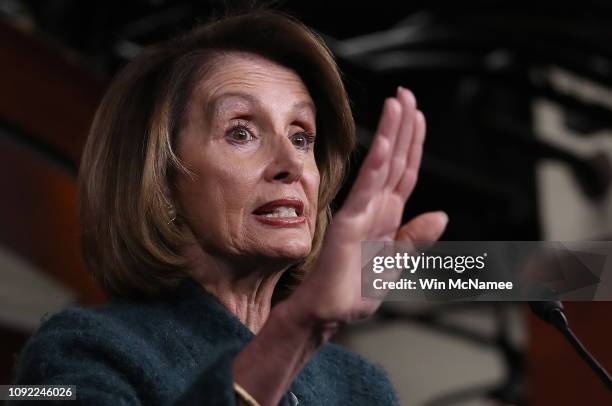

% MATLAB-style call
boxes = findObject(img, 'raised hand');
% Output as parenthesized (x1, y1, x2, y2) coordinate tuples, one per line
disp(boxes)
(289, 87, 448, 325)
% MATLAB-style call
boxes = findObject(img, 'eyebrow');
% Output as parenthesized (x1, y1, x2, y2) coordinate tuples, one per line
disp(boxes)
(206, 92, 316, 122)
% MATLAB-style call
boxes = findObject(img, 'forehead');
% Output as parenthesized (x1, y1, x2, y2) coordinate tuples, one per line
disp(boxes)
(194, 51, 316, 117)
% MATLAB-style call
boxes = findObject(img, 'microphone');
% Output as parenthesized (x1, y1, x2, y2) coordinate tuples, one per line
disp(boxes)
(528, 300, 567, 330)
(529, 301, 612, 391)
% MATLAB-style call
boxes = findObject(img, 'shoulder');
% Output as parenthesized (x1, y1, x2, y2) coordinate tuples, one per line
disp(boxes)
(302, 342, 400, 405)
(13, 300, 209, 404)
(15, 303, 150, 371)
(17, 294, 204, 355)
(25, 300, 169, 349)
(14, 299, 187, 381)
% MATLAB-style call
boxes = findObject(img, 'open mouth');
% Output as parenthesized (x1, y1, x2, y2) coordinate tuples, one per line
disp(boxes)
(256, 206, 300, 218)
(253, 198, 305, 223)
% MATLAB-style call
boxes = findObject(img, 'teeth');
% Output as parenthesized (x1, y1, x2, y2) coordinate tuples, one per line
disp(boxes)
(262, 206, 298, 218)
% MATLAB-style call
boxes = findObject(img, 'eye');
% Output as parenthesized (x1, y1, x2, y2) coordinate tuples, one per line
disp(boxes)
(231, 127, 253, 141)
(290, 131, 316, 150)
(226, 121, 256, 144)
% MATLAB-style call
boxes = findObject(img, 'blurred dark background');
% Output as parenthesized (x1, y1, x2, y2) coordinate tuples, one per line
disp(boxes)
(1, 1, 612, 404)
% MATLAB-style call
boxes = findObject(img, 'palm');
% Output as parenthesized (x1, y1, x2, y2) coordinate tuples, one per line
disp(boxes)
(355, 190, 405, 240)
(293, 88, 447, 324)
(324, 190, 409, 321)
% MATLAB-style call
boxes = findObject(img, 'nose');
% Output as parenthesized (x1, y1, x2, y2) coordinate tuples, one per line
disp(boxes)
(264, 135, 304, 183)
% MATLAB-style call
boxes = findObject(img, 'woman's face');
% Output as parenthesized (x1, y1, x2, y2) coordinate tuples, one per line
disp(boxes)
(175, 52, 320, 267)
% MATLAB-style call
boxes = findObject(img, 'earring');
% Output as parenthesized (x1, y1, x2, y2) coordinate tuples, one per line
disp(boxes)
(167, 204, 177, 224)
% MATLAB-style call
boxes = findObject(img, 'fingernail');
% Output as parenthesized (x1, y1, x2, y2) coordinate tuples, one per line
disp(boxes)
(405, 89, 416, 107)
(384, 97, 400, 114)
(436, 211, 449, 226)
(397, 86, 414, 104)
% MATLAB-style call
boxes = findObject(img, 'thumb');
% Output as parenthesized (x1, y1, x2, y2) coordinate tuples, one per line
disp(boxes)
(395, 211, 448, 243)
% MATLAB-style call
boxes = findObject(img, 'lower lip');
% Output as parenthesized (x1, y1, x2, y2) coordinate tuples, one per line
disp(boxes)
(253, 214, 306, 227)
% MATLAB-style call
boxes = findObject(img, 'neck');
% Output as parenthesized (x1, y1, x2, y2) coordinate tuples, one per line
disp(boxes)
(183, 240, 293, 334)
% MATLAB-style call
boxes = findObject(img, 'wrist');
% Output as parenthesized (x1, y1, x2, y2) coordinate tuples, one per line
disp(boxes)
(275, 296, 342, 346)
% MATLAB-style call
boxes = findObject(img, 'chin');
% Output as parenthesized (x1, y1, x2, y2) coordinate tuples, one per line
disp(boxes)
(268, 240, 311, 260)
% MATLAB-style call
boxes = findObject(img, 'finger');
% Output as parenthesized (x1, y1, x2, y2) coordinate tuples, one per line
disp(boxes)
(342, 98, 400, 214)
(395, 211, 448, 244)
(407, 110, 426, 173)
(395, 110, 426, 199)
(386, 87, 416, 190)
(340, 134, 390, 215)
(376, 97, 403, 146)
(369, 96, 402, 186)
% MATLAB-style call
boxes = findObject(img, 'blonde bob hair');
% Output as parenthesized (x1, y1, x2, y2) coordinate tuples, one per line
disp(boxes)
(79, 10, 356, 300)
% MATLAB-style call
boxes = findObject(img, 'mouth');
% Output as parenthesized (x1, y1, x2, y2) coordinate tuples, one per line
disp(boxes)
(253, 198, 306, 226)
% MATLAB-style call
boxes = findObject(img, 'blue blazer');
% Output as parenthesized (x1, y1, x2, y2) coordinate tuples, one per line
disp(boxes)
(12, 278, 400, 405)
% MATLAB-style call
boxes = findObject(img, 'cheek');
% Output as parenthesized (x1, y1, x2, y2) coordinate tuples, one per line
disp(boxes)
(303, 161, 321, 218)
(218, 166, 250, 197)
(196, 159, 258, 215)
(176, 150, 229, 214)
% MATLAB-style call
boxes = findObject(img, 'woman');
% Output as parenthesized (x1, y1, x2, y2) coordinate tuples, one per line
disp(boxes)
(12, 10, 447, 406)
